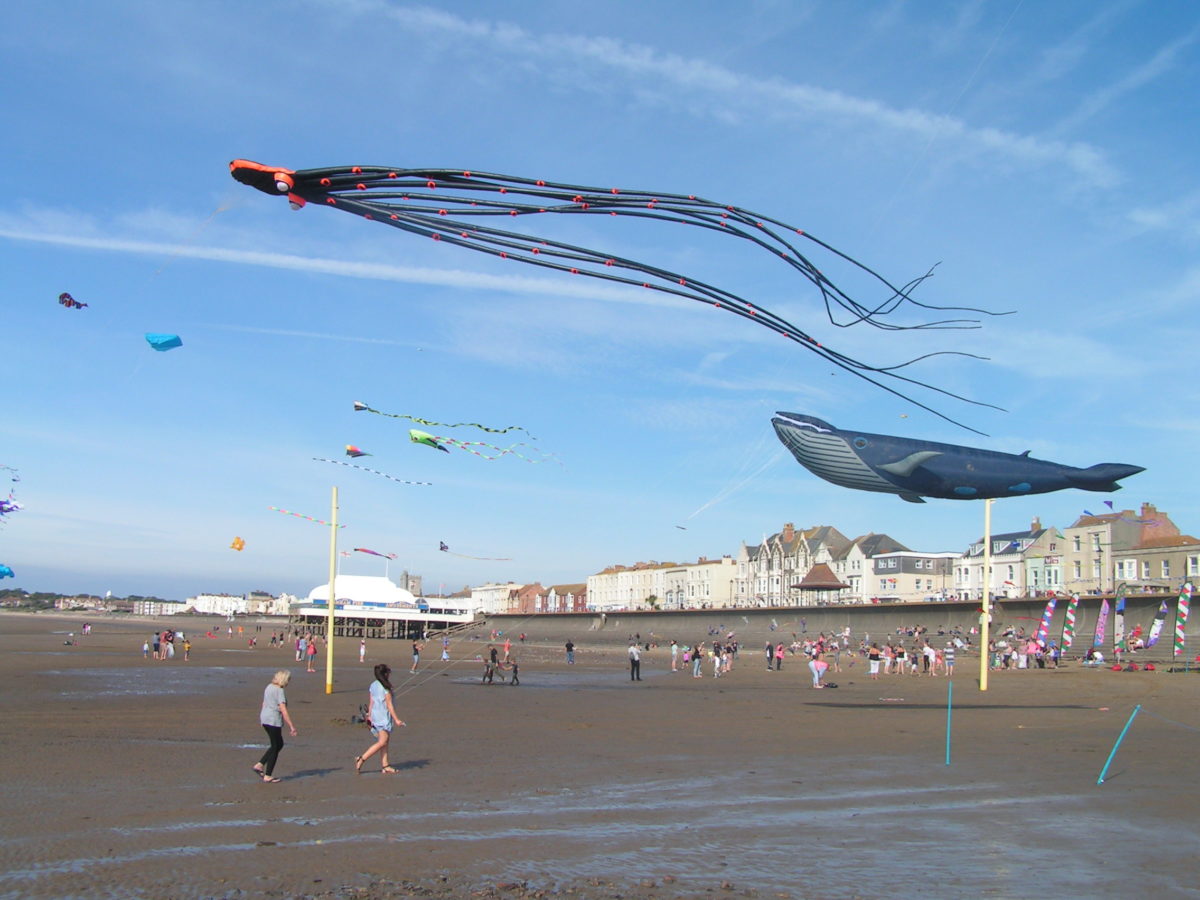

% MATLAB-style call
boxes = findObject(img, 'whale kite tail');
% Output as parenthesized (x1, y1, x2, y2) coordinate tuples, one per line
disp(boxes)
(1068, 463, 1146, 493)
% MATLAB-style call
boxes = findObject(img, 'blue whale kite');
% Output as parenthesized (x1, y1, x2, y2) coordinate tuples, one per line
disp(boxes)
(772, 412, 1144, 503)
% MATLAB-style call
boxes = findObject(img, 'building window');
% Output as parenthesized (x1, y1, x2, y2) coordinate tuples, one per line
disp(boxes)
(1142, 561, 1150, 579)
(1073, 536, 1081, 552)
(1091, 534, 1101, 551)
(1189, 556, 1199, 577)
(1162, 560, 1170, 579)
(1092, 560, 1101, 579)
(1073, 561, 1081, 579)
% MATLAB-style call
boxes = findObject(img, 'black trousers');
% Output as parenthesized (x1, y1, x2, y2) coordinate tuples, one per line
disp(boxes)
(259, 724, 284, 775)
(630, 659, 641, 680)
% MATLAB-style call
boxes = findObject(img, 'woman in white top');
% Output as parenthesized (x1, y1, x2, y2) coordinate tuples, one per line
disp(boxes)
(355, 664, 404, 775)
(254, 670, 297, 783)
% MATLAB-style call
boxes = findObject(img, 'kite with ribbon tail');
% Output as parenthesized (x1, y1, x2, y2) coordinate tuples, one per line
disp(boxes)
(354, 401, 534, 438)
(313, 458, 432, 486)
(58, 292, 88, 309)
(439, 541, 511, 561)
(232, 160, 1016, 434)
(410, 430, 559, 463)
(0, 466, 21, 521)
(345, 445, 371, 458)
(355, 548, 397, 559)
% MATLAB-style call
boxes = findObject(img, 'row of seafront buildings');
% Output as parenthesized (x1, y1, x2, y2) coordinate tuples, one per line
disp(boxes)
(470, 502, 1200, 613)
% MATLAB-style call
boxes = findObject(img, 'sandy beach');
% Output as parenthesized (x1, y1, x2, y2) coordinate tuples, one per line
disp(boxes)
(1, 610, 1198, 900)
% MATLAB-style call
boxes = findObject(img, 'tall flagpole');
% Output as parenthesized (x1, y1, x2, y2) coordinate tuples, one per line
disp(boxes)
(979, 498, 993, 691)
(325, 485, 338, 695)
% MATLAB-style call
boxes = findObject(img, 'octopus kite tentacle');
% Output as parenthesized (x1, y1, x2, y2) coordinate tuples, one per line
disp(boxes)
(312, 458, 433, 486)
(231, 160, 1010, 434)
(353, 401, 534, 438)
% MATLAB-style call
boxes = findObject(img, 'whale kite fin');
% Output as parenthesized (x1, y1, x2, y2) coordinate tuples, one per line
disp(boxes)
(878, 450, 942, 478)
(899, 492, 926, 504)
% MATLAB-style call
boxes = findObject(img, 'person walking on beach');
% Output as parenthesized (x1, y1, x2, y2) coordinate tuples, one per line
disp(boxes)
(306, 636, 318, 673)
(355, 664, 404, 775)
(509, 657, 520, 686)
(410, 639, 422, 673)
(774, 642, 785, 671)
(670, 639, 679, 672)
(359, 638, 366, 664)
(692, 643, 705, 678)
(254, 670, 297, 783)
(565, 639, 575, 665)
(628, 641, 642, 681)
(142, 640, 150, 659)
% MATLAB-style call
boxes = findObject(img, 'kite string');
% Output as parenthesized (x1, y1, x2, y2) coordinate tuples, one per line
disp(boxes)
(1137, 706, 1200, 734)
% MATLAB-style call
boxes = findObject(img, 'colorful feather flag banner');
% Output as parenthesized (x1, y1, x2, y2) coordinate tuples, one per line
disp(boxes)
(1114, 591, 1127, 652)
(354, 401, 535, 438)
(1035, 595, 1058, 647)
(1060, 593, 1080, 650)
(1173, 581, 1193, 658)
(1146, 598, 1170, 648)
(269, 507, 346, 528)
(1093, 598, 1110, 648)
(354, 547, 397, 559)
(312, 458, 432, 486)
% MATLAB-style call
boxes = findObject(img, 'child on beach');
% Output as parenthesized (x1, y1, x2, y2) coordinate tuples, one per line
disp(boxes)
(355, 664, 404, 775)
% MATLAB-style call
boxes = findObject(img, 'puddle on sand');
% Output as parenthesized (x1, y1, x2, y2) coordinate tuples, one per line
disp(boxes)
(49, 666, 268, 698)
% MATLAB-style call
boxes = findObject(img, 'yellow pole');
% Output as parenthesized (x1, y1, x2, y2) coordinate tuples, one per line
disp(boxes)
(979, 498, 992, 691)
(325, 485, 338, 695)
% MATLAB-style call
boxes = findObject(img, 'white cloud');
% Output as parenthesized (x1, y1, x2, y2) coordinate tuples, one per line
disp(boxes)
(342, 1, 1117, 186)
(1055, 25, 1200, 134)
(0, 220, 686, 309)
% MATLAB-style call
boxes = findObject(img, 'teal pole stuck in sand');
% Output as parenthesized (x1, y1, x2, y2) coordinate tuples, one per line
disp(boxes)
(1097, 704, 1142, 785)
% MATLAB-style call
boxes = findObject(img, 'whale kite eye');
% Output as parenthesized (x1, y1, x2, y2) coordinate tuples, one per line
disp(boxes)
(853, 437, 868, 449)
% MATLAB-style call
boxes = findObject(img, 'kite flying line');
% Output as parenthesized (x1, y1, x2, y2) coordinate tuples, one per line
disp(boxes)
(312, 458, 432, 486)
(269, 506, 346, 527)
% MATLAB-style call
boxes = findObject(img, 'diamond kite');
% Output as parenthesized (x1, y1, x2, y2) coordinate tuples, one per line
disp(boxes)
(145, 333, 183, 352)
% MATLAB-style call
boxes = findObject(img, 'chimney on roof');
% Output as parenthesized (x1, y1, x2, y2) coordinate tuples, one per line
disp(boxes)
(1031, 516, 1041, 533)
(782, 522, 795, 542)
(1141, 503, 1157, 519)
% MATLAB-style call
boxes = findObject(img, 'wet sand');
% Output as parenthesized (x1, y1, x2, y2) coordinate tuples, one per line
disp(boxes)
(2, 611, 1199, 899)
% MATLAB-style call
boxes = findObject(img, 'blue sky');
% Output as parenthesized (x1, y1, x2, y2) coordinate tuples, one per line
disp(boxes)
(3, 0, 1198, 601)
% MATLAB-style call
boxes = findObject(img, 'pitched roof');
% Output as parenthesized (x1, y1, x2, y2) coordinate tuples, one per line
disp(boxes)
(792, 563, 848, 590)
(834, 532, 909, 560)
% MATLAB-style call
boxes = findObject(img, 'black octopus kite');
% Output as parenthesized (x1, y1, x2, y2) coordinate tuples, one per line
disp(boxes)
(231, 160, 1011, 433)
